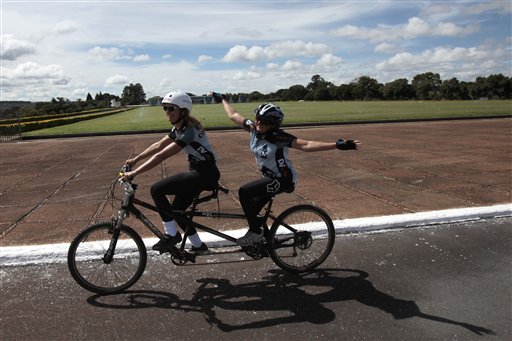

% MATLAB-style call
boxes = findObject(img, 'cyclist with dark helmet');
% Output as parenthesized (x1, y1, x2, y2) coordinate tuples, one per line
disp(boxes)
(122, 91, 220, 254)
(211, 92, 361, 246)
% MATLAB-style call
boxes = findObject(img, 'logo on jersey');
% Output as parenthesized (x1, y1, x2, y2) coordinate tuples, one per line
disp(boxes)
(266, 179, 281, 193)
(259, 144, 268, 159)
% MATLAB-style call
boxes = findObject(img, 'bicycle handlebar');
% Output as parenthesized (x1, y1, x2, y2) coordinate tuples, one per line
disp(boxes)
(119, 164, 132, 177)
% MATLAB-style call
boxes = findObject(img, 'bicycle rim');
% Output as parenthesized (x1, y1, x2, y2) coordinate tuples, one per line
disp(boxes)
(269, 205, 335, 273)
(67, 222, 147, 294)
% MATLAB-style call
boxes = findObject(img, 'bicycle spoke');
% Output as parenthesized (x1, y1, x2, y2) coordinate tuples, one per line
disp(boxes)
(68, 222, 147, 294)
(269, 205, 335, 273)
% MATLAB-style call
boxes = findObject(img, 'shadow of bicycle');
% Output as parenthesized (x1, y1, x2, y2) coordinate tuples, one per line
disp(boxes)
(87, 268, 494, 335)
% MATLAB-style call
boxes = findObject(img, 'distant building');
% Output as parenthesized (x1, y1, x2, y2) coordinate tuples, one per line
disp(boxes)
(148, 96, 162, 106)
(111, 99, 122, 108)
(191, 96, 214, 104)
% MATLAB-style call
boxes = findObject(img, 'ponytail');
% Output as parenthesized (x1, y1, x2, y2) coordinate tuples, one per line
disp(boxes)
(181, 109, 203, 130)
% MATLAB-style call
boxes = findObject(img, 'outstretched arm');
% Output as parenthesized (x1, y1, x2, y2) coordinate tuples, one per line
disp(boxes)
(292, 138, 361, 152)
(211, 92, 247, 128)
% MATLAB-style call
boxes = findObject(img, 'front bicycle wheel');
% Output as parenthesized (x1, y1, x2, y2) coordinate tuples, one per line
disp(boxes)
(268, 205, 335, 273)
(67, 221, 147, 295)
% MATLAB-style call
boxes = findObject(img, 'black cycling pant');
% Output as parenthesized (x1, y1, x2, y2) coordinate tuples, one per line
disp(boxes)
(151, 163, 220, 235)
(239, 177, 294, 233)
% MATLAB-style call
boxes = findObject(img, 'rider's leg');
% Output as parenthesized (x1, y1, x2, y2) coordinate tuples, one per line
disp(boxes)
(238, 177, 274, 234)
(151, 169, 219, 248)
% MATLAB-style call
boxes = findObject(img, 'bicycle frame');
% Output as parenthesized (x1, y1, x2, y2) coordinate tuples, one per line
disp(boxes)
(114, 180, 286, 250)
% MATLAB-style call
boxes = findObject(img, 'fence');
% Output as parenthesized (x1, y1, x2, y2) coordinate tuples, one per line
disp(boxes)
(0, 114, 21, 142)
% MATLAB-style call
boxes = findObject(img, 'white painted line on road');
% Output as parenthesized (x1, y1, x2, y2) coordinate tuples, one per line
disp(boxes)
(1, 203, 510, 266)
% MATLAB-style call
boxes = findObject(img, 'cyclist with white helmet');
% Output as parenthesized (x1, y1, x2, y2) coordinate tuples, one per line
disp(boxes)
(122, 91, 220, 254)
(211, 92, 361, 246)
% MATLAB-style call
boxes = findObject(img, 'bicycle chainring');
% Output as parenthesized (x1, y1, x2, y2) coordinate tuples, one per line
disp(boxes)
(170, 249, 196, 265)
(242, 242, 268, 260)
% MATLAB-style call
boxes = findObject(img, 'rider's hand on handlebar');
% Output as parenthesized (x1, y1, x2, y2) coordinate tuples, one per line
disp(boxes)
(120, 171, 135, 182)
(125, 159, 137, 167)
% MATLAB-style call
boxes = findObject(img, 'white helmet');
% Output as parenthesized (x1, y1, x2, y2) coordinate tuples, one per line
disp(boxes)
(162, 91, 193, 111)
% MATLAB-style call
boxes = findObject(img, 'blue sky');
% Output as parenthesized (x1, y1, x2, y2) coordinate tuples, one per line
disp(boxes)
(2, 0, 511, 101)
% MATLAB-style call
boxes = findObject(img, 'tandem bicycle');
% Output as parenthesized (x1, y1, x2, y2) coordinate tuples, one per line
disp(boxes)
(67, 165, 335, 294)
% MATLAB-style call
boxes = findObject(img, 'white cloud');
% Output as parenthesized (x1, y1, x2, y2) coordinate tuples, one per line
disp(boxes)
(404, 17, 431, 37)
(331, 16, 478, 42)
(282, 60, 303, 71)
(133, 54, 150, 62)
(105, 74, 128, 85)
(162, 54, 172, 59)
(1, 34, 36, 60)
(88, 47, 127, 61)
(9, 61, 64, 80)
(229, 70, 262, 80)
(197, 55, 213, 63)
(463, 1, 512, 16)
(266, 63, 279, 71)
(247, 71, 262, 79)
(316, 53, 342, 66)
(159, 78, 171, 87)
(88, 47, 150, 62)
(222, 40, 331, 62)
(52, 20, 81, 35)
(374, 42, 396, 53)
(375, 45, 504, 74)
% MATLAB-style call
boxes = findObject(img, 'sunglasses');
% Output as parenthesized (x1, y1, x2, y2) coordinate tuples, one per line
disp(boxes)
(163, 106, 178, 112)
(256, 118, 273, 126)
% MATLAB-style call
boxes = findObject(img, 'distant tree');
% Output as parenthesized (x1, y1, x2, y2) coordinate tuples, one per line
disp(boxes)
(351, 76, 382, 100)
(412, 72, 442, 100)
(383, 78, 414, 100)
(483, 74, 512, 99)
(86, 93, 93, 102)
(457, 81, 471, 100)
(307, 74, 333, 91)
(287, 84, 308, 100)
(440, 78, 463, 100)
(122, 83, 146, 105)
(248, 91, 265, 102)
(333, 84, 354, 100)
(312, 87, 332, 100)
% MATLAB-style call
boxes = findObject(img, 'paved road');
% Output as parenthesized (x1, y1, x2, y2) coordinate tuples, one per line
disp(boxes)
(1, 217, 510, 341)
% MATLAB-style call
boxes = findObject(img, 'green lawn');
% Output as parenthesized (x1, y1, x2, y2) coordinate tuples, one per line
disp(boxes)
(24, 100, 512, 136)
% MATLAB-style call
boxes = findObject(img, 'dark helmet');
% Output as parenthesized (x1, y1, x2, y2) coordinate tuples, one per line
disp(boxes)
(254, 103, 284, 127)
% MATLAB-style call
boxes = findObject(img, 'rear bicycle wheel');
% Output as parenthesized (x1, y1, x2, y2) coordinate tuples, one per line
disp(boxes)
(67, 221, 147, 294)
(268, 205, 335, 273)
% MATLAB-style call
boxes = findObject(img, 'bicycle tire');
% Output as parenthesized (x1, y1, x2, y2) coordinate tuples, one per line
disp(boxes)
(67, 221, 147, 295)
(268, 204, 335, 273)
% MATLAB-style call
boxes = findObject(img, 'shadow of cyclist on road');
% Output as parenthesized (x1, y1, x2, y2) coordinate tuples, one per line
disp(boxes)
(191, 269, 494, 335)
(87, 268, 494, 336)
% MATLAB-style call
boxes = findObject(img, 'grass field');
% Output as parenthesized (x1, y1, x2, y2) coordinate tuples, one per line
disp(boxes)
(24, 100, 512, 136)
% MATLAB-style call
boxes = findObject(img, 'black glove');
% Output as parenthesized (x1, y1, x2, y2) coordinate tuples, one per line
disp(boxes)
(211, 91, 226, 103)
(336, 139, 357, 150)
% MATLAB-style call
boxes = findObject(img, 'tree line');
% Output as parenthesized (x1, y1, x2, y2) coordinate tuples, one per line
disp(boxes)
(1, 73, 510, 119)
(224, 73, 511, 103)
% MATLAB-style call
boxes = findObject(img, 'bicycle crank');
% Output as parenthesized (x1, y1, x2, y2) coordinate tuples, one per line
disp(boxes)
(171, 250, 196, 265)
(242, 242, 268, 260)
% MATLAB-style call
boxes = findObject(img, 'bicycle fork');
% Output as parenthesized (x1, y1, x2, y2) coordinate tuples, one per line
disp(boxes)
(102, 208, 128, 264)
